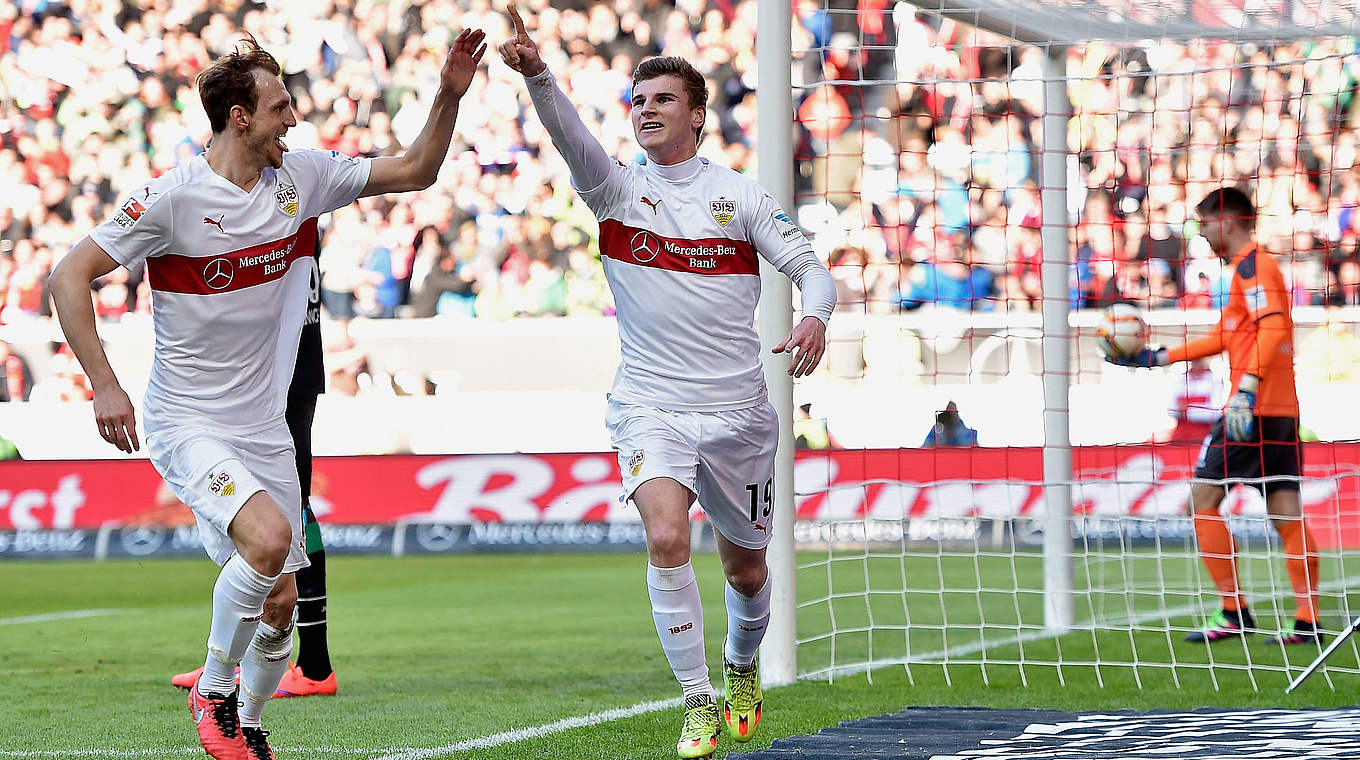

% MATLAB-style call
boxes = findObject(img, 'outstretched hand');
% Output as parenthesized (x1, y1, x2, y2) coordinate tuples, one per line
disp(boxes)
(1103, 346, 1168, 369)
(774, 316, 827, 378)
(443, 27, 487, 98)
(498, 5, 546, 76)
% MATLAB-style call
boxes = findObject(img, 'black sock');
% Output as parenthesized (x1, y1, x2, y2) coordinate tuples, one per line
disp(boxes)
(1295, 618, 1317, 632)
(1223, 606, 1252, 626)
(295, 549, 333, 680)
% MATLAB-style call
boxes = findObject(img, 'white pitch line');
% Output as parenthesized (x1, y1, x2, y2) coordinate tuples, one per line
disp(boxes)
(0, 609, 123, 627)
(367, 695, 685, 760)
(0, 696, 690, 759)
(0, 748, 409, 758)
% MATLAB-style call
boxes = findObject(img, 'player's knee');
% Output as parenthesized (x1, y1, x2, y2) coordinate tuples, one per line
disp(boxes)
(723, 562, 767, 597)
(240, 532, 291, 576)
(646, 526, 690, 565)
(264, 585, 298, 618)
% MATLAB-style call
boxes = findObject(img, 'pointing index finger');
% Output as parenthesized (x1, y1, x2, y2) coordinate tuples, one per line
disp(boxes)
(509, 4, 528, 38)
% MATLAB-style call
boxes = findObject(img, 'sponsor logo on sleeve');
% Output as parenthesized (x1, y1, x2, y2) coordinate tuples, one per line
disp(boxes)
(275, 183, 299, 216)
(772, 209, 802, 241)
(114, 197, 146, 228)
(710, 198, 735, 227)
(1246, 285, 1267, 313)
(328, 150, 359, 165)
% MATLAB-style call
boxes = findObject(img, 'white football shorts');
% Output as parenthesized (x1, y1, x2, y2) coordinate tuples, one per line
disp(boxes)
(606, 397, 778, 550)
(149, 422, 308, 573)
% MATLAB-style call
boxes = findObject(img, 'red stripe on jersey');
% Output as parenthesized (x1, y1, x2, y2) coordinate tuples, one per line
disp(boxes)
(148, 217, 318, 295)
(599, 219, 759, 275)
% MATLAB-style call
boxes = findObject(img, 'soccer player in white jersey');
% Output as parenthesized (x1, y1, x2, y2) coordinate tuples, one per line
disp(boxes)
(48, 31, 486, 760)
(500, 8, 836, 758)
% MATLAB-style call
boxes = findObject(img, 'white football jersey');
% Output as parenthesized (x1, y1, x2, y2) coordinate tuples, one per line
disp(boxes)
(579, 155, 814, 411)
(90, 150, 371, 434)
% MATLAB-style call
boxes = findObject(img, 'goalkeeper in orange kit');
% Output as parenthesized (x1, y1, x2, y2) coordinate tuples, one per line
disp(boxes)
(1108, 186, 1319, 646)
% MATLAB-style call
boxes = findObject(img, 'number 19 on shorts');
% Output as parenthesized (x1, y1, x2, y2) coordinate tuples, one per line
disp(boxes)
(745, 477, 773, 522)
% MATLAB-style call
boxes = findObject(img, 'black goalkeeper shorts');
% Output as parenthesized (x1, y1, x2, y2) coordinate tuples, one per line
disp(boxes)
(1194, 416, 1301, 494)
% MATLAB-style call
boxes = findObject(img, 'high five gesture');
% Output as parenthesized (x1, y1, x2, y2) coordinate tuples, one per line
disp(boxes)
(498, 5, 545, 76)
(443, 27, 488, 98)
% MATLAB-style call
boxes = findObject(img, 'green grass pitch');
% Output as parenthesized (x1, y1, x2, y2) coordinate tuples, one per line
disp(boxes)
(2, 552, 1359, 759)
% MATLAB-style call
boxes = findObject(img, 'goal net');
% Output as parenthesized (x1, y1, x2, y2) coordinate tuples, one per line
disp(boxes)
(786, 0, 1360, 689)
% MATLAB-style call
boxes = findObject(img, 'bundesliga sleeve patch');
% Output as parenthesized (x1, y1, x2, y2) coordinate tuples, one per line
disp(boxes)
(1245, 284, 1267, 313)
(772, 209, 802, 241)
(114, 197, 147, 228)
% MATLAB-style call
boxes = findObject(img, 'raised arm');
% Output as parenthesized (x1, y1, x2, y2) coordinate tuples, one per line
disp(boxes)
(361, 27, 487, 197)
(48, 237, 140, 452)
(499, 5, 614, 192)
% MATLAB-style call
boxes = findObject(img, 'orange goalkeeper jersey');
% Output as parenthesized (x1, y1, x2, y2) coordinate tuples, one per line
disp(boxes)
(1165, 241, 1299, 417)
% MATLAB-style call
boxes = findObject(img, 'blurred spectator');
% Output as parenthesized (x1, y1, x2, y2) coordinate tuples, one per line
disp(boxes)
(0, 340, 33, 402)
(899, 233, 993, 310)
(409, 227, 479, 318)
(1298, 308, 1360, 384)
(28, 343, 91, 402)
(325, 329, 373, 397)
(1331, 258, 1360, 306)
(794, 402, 838, 450)
(924, 405, 979, 445)
(921, 401, 978, 447)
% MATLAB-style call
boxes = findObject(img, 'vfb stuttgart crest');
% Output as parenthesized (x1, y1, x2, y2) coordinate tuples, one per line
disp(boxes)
(710, 199, 735, 227)
(209, 470, 236, 497)
(275, 183, 299, 216)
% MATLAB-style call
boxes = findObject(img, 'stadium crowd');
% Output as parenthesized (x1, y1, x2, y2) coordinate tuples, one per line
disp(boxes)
(1, 0, 1359, 389)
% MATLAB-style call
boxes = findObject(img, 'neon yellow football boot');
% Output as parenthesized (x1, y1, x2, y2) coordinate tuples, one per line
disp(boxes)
(721, 652, 763, 742)
(676, 693, 720, 758)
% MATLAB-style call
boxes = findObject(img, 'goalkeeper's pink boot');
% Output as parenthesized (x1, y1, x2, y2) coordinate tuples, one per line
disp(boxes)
(1185, 608, 1255, 643)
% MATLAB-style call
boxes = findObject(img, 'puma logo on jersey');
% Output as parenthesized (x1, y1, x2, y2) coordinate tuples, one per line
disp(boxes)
(203, 215, 225, 232)
(641, 196, 662, 214)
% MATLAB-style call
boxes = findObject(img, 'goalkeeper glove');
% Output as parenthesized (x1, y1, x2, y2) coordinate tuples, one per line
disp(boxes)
(1224, 374, 1259, 442)
(1104, 347, 1169, 368)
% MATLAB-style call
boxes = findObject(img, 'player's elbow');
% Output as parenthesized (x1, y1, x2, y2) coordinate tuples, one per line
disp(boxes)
(413, 173, 439, 191)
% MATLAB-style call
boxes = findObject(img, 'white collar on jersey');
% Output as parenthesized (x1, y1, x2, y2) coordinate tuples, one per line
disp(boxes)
(647, 154, 704, 183)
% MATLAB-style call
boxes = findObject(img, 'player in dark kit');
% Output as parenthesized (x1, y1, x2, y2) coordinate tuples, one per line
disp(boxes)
(172, 234, 337, 696)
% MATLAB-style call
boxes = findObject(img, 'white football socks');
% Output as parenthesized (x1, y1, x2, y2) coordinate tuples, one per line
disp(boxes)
(647, 562, 711, 700)
(724, 577, 771, 667)
(238, 621, 294, 728)
(199, 554, 279, 696)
